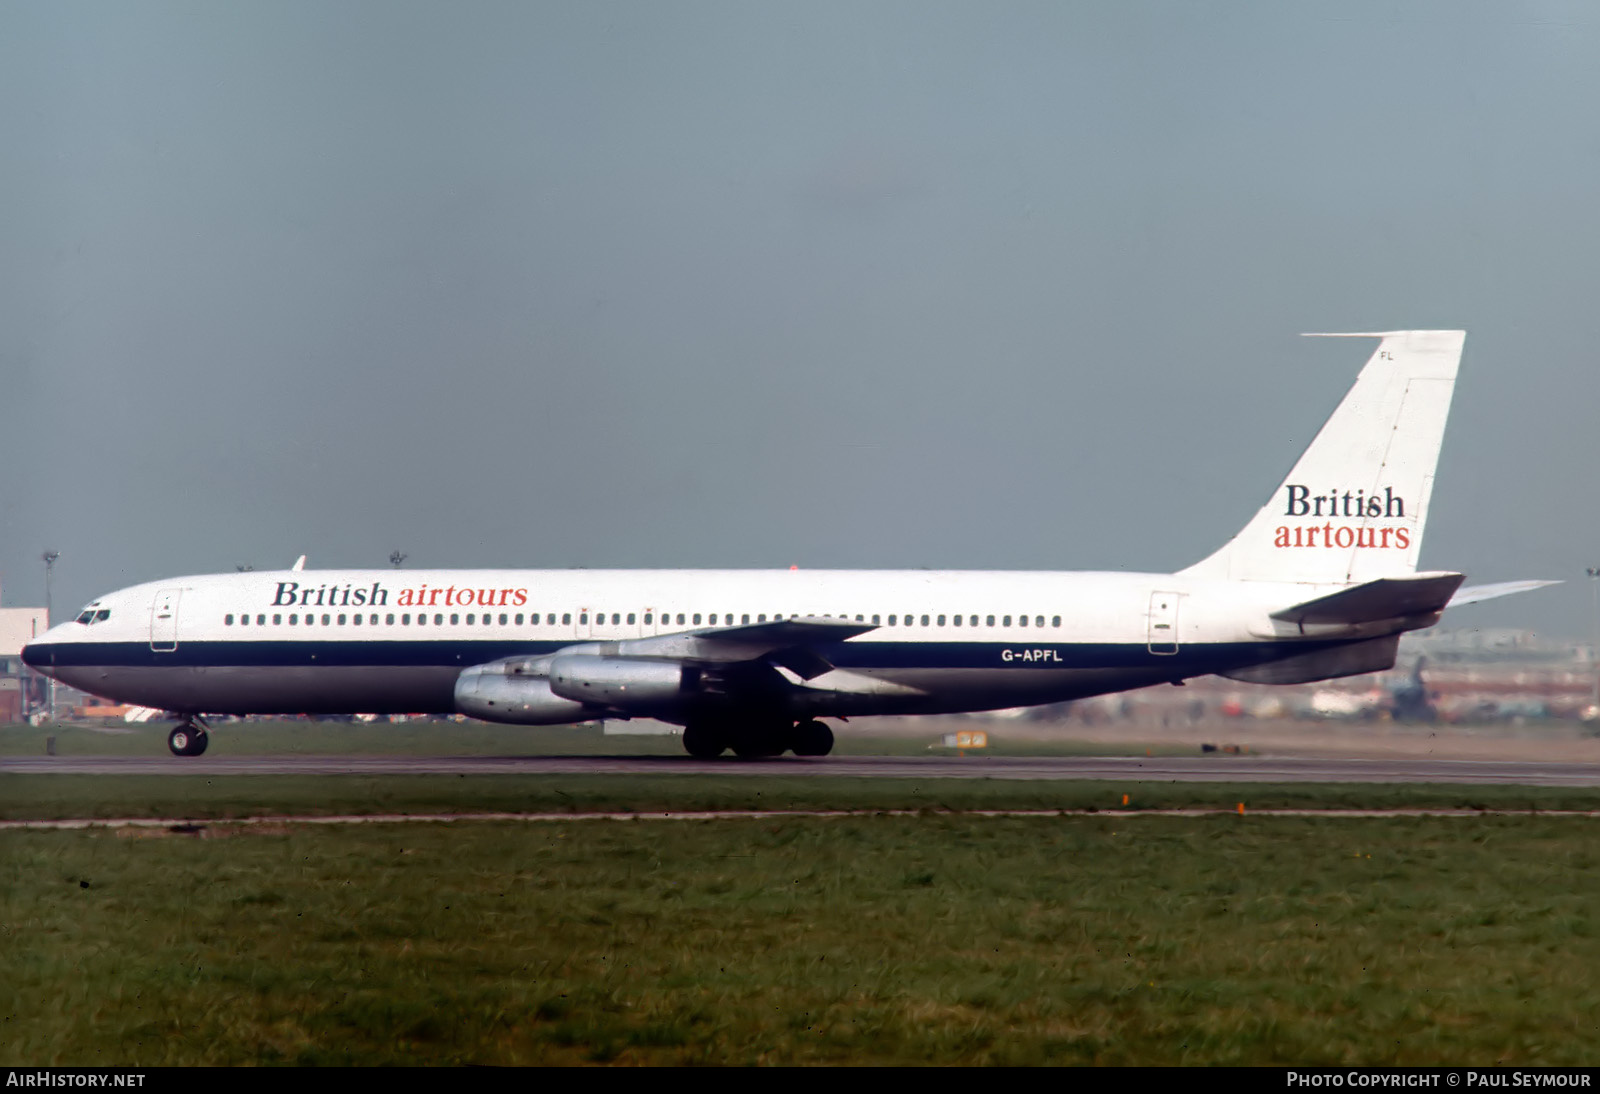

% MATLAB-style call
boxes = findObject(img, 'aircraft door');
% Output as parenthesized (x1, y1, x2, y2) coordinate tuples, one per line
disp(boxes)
(1147, 591, 1179, 656)
(150, 588, 182, 652)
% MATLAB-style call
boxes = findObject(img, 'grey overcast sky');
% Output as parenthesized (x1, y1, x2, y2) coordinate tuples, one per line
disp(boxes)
(2, 1, 1595, 637)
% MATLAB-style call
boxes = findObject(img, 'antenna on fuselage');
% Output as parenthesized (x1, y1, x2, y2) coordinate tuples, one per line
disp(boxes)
(291, 555, 306, 572)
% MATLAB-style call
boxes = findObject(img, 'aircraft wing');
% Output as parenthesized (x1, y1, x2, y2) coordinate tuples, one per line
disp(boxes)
(610, 616, 875, 679)
(1446, 579, 1562, 608)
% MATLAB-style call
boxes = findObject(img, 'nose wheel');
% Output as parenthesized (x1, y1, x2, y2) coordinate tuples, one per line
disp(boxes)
(167, 720, 210, 757)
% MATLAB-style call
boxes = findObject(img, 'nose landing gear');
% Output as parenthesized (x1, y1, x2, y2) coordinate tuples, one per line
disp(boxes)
(167, 718, 210, 757)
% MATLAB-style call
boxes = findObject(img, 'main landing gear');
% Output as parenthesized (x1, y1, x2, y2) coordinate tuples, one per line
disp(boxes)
(167, 718, 210, 757)
(683, 718, 834, 759)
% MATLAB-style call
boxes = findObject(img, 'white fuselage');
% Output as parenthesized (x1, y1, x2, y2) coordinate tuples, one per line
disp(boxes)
(23, 566, 1373, 721)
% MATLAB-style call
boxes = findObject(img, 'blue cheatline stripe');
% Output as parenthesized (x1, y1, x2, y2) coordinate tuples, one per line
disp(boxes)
(26, 637, 1344, 674)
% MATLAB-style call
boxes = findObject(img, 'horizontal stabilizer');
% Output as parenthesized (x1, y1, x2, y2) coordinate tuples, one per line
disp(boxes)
(1448, 579, 1562, 608)
(1270, 572, 1465, 627)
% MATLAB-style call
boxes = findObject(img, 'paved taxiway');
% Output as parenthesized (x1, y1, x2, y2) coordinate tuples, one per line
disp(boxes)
(10, 754, 1600, 786)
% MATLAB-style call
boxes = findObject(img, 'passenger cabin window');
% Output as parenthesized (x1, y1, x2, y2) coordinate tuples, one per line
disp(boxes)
(644, 613, 653, 625)
(580, 613, 588, 625)
(937, 615, 946, 626)
(1003, 615, 1012, 626)
(952, 615, 961, 627)
(888, 615, 896, 625)
(240, 614, 249, 626)
(273, 614, 282, 625)
(920, 615, 929, 626)
(1019, 615, 1028, 627)
(562, 613, 571, 625)
(1052, 615, 1061, 627)
(225, 614, 234, 625)
(986, 615, 995, 626)
(1036, 616, 1045, 627)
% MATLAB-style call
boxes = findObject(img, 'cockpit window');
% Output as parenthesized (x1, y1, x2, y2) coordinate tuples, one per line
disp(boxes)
(76, 611, 94, 624)
(93, 610, 111, 623)
(74, 608, 112, 625)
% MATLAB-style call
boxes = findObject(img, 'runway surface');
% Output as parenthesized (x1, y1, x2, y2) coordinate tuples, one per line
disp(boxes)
(10, 753, 1600, 785)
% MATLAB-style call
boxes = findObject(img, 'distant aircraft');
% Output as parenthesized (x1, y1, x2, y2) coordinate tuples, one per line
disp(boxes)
(23, 330, 1557, 758)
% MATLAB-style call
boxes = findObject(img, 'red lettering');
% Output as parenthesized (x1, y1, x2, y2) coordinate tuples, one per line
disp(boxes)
(1334, 526, 1354, 548)
(457, 588, 475, 605)
(1356, 527, 1376, 548)
(1379, 528, 1392, 548)
(1395, 528, 1410, 549)
(512, 590, 527, 606)
(1306, 526, 1320, 547)
(428, 589, 442, 606)
(397, 589, 414, 607)
(1274, 526, 1291, 548)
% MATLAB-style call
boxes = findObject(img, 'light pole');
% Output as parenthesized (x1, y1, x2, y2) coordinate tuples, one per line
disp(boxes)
(1589, 568, 1600, 717)
(42, 551, 59, 723)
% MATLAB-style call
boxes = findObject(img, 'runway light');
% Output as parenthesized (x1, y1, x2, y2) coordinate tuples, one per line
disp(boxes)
(1237, 802, 1245, 815)
(1121, 794, 1129, 806)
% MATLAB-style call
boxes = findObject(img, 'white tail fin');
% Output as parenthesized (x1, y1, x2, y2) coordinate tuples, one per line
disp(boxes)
(1180, 330, 1464, 585)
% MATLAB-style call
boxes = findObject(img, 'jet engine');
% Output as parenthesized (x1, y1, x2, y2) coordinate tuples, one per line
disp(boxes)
(548, 654, 687, 709)
(454, 661, 593, 725)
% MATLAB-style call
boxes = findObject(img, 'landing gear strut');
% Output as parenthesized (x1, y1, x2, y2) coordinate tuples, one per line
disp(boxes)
(167, 718, 210, 757)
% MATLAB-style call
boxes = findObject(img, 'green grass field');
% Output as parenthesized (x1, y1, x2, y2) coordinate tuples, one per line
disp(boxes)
(7, 813, 1600, 1065)
(9, 718, 1600, 1065)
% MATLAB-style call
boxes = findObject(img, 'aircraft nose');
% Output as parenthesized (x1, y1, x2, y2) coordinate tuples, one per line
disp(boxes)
(21, 637, 52, 670)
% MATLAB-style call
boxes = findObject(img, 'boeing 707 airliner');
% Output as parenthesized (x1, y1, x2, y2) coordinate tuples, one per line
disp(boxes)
(22, 330, 1556, 757)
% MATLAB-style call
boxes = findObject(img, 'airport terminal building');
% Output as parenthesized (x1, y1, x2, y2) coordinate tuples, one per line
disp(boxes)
(0, 581, 49, 722)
